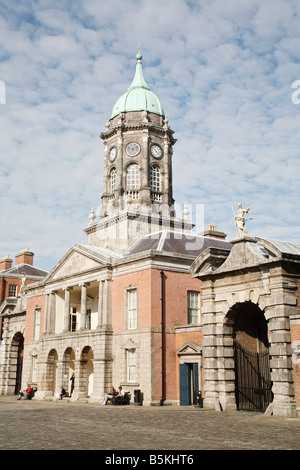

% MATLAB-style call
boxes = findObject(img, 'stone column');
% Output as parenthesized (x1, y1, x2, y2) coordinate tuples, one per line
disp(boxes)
(71, 360, 88, 401)
(216, 322, 236, 411)
(42, 293, 49, 335)
(102, 280, 108, 326)
(264, 282, 297, 418)
(47, 292, 56, 335)
(97, 279, 103, 328)
(63, 288, 71, 332)
(80, 283, 87, 330)
(201, 287, 220, 410)
(43, 293, 50, 335)
(0, 318, 10, 395)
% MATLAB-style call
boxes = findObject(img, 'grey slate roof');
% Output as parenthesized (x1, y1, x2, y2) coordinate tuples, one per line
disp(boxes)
(128, 230, 232, 257)
(1, 263, 48, 278)
(261, 238, 300, 257)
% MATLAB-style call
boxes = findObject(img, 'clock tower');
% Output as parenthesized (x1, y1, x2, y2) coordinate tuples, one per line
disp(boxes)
(85, 51, 193, 250)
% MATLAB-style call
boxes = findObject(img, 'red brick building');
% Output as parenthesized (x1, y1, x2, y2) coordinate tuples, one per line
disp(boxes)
(0, 249, 47, 395)
(1, 52, 300, 417)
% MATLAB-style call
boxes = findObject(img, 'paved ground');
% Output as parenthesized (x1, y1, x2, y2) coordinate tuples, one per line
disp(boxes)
(0, 396, 299, 453)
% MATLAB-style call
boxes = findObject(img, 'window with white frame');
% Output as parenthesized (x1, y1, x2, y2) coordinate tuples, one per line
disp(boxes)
(127, 288, 137, 329)
(110, 168, 117, 192)
(34, 308, 41, 340)
(8, 284, 17, 297)
(86, 308, 91, 330)
(150, 165, 160, 191)
(188, 291, 200, 324)
(127, 349, 136, 382)
(70, 307, 77, 332)
(126, 164, 140, 189)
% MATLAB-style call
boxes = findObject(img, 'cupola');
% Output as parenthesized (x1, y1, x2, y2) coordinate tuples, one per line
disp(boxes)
(110, 51, 164, 119)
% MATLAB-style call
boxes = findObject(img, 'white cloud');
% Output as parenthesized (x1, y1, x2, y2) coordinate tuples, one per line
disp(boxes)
(0, 0, 299, 271)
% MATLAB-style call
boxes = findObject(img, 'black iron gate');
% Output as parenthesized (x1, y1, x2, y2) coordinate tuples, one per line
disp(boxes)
(234, 340, 273, 412)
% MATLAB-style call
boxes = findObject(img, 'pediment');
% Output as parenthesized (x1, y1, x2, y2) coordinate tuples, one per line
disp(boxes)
(45, 244, 111, 282)
(216, 237, 269, 272)
(190, 247, 230, 276)
(176, 341, 202, 356)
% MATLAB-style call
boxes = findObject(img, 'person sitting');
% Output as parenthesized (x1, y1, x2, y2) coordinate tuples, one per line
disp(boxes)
(18, 384, 33, 400)
(113, 386, 124, 405)
(59, 386, 66, 400)
(101, 385, 117, 405)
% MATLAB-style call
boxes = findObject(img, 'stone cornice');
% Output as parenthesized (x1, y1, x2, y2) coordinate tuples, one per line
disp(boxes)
(100, 122, 176, 145)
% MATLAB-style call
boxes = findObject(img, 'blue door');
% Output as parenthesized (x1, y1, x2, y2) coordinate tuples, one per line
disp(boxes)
(179, 363, 191, 405)
(179, 363, 199, 406)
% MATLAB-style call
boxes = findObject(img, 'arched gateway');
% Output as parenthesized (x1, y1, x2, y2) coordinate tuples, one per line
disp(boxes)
(228, 301, 273, 411)
(191, 235, 299, 417)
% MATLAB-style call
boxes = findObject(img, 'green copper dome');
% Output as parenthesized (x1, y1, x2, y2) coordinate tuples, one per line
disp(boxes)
(110, 52, 165, 119)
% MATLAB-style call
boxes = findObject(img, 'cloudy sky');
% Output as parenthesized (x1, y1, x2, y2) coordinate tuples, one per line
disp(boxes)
(0, 0, 300, 272)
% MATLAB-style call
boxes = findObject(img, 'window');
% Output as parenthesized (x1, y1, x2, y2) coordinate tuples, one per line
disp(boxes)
(188, 291, 200, 324)
(127, 288, 137, 329)
(127, 349, 136, 382)
(70, 307, 77, 332)
(110, 168, 117, 192)
(86, 308, 91, 330)
(8, 284, 17, 297)
(126, 164, 140, 189)
(34, 308, 41, 340)
(150, 165, 160, 191)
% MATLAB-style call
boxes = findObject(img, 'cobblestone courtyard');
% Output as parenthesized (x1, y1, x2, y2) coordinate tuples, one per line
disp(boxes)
(0, 396, 299, 452)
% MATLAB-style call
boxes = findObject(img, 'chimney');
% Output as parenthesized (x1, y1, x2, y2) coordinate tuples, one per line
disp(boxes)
(15, 248, 34, 266)
(200, 225, 227, 240)
(0, 255, 13, 271)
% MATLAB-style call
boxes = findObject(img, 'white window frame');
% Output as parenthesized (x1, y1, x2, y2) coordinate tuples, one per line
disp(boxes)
(127, 288, 137, 329)
(110, 168, 117, 192)
(127, 349, 136, 382)
(188, 291, 200, 324)
(34, 308, 41, 340)
(150, 165, 160, 191)
(8, 284, 17, 297)
(86, 308, 91, 330)
(126, 164, 140, 190)
(70, 307, 77, 332)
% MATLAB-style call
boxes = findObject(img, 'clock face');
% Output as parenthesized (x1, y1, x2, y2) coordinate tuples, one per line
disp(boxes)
(109, 146, 117, 162)
(150, 143, 163, 159)
(126, 142, 140, 157)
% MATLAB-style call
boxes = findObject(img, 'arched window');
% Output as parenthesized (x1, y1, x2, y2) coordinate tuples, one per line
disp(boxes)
(110, 168, 117, 192)
(150, 165, 160, 192)
(126, 164, 140, 189)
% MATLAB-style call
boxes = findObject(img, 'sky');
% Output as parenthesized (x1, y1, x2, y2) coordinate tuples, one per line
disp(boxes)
(0, 0, 300, 272)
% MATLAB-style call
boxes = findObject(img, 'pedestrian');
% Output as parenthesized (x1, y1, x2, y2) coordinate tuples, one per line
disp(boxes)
(70, 372, 75, 397)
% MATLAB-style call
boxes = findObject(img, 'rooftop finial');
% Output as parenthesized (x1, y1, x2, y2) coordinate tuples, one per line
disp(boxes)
(136, 43, 142, 62)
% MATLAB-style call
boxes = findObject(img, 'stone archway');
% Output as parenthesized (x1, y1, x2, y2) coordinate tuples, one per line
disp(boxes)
(80, 346, 94, 398)
(228, 301, 269, 352)
(46, 349, 58, 395)
(191, 236, 298, 417)
(62, 347, 75, 397)
(10, 332, 24, 395)
(227, 302, 273, 411)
